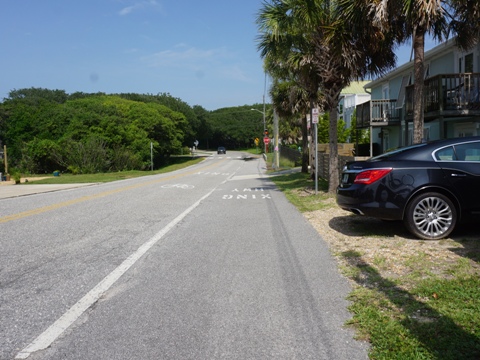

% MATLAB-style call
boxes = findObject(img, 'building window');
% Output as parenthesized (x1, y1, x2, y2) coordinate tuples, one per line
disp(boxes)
(455, 123, 476, 137)
(465, 53, 474, 73)
(458, 52, 475, 73)
(396, 74, 411, 109)
(424, 63, 430, 78)
(382, 84, 389, 100)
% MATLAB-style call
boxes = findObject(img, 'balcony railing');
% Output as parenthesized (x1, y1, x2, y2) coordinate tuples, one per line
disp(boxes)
(406, 73, 480, 118)
(355, 99, 400, 128)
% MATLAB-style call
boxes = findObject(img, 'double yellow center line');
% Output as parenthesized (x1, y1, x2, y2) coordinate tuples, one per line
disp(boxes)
(1, 159, 226, 224)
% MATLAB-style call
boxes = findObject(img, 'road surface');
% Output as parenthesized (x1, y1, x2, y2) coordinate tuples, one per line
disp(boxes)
(0, 152, 368, 359)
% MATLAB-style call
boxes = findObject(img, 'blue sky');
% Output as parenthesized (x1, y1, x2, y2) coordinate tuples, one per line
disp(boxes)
(1, 1, 433, 110)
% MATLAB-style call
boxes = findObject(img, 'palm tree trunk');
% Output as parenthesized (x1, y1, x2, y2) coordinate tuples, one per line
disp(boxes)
(413, 29, 425, 144)
(328, 105, 339, 193)
(301, 114, 309, 173)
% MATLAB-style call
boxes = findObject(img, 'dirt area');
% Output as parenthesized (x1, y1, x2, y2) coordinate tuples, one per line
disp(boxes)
(301, 194, 480, 289)
(0, 176, 50, 185)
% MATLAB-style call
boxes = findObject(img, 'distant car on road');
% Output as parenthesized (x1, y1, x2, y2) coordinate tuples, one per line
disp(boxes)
(217, 146, 226, 154)
(336, 136, 480, 240)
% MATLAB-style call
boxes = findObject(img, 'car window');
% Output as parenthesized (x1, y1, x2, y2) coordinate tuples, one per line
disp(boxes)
(435, 146, 455, 161)
(370, 142, 426, 160)
(454, 142, 480, 161)
(434, 142, 480, 161)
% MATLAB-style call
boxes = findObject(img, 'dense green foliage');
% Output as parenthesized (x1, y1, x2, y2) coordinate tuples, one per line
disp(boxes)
(0, 87, 356, 175)
(209, 105, 272, 149)
(318, 112, 349, 143)
(0, 88, 276, 174)
(0, 89, 191, 173)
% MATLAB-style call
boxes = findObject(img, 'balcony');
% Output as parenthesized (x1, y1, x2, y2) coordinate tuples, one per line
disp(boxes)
(355, 99, 401, 129)
(405, 73, 480, 120)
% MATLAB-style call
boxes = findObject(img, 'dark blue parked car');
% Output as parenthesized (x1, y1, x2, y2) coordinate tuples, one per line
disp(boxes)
(336, 136, 480, 240)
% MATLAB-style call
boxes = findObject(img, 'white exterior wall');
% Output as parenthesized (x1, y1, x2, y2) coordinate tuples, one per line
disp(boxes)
(367, 40, 480, 150)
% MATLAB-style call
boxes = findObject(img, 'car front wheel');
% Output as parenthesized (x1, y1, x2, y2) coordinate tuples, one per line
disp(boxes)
(404, 192, 457, 240)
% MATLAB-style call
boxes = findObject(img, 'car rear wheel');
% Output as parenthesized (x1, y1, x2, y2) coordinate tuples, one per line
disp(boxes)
(404, 192, 457, 240)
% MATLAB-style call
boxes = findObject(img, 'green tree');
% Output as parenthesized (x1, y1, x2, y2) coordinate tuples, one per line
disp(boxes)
(64, 96, 187, 168)
(258, 0, 396, 192)
(8, 87, 68, 104)
(0, 91, 190, 172)
(54, 136, 110, 174)
(318, 113, 349, 143)
(209, 105, 269, 149)
(349, 109, 369, 145)
(258, 3, 324, 173)
(0, 89, 73, 165)
(269, 79, 311, 171)
(269, 80, 304, 145)
(192, 105, 211, 149)
(118, 92, 200, 147)
(20, 138, 60, 174)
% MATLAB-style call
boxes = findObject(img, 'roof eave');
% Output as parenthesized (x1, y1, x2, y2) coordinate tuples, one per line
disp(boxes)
(364, 37, 458, 90)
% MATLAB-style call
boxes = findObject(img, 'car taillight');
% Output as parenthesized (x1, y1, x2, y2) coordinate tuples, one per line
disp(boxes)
(354, 168, 392, 185)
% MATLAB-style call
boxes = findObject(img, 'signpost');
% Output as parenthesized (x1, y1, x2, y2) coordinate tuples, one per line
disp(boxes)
(312, 108, 319, 194)
(312, 108, 319, 124)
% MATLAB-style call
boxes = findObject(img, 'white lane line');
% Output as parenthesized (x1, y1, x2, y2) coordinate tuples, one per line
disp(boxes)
(16, 187, 217, 359)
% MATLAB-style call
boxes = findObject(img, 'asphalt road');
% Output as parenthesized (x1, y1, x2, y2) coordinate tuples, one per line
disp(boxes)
(0, 152, 369, 360)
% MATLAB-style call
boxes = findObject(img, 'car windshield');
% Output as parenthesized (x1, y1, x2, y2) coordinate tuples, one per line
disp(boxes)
(369, 143, 427, 161)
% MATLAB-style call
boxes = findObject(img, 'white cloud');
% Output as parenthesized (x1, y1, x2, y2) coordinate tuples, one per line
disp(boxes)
(141, 44, 229, 68)
(118, 0, 160, 16)
(119, 5, 136, 15)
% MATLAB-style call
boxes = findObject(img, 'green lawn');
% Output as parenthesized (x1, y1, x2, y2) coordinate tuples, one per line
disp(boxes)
(21, 156, 204, 184)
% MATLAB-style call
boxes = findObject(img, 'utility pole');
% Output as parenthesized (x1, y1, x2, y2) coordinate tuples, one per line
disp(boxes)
(251, 108, 267, 153)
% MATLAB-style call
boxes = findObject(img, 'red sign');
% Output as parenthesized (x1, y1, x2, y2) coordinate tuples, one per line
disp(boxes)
(263, 137, 270, 144)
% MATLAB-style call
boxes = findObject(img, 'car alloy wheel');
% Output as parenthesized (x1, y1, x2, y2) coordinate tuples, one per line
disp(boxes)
(404, 192, 457, 240)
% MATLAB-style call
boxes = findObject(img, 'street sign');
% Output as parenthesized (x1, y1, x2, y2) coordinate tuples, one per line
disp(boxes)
(312, 108, 319, 124)
(263, 137, 270, 145)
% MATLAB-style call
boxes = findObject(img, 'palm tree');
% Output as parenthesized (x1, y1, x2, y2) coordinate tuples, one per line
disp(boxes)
(257, 2, 323, 174)
(258, 0, 397, 192)
(269, 78, 314, 172)
(449, 0, 480, 49)
(338, 0, 480, 144)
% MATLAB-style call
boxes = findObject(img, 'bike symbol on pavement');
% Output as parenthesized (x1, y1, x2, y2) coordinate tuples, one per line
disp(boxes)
(161, 184, 195, 189)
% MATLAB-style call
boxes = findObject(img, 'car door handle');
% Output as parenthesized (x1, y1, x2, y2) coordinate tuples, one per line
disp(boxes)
(450, 173, 467, 177)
